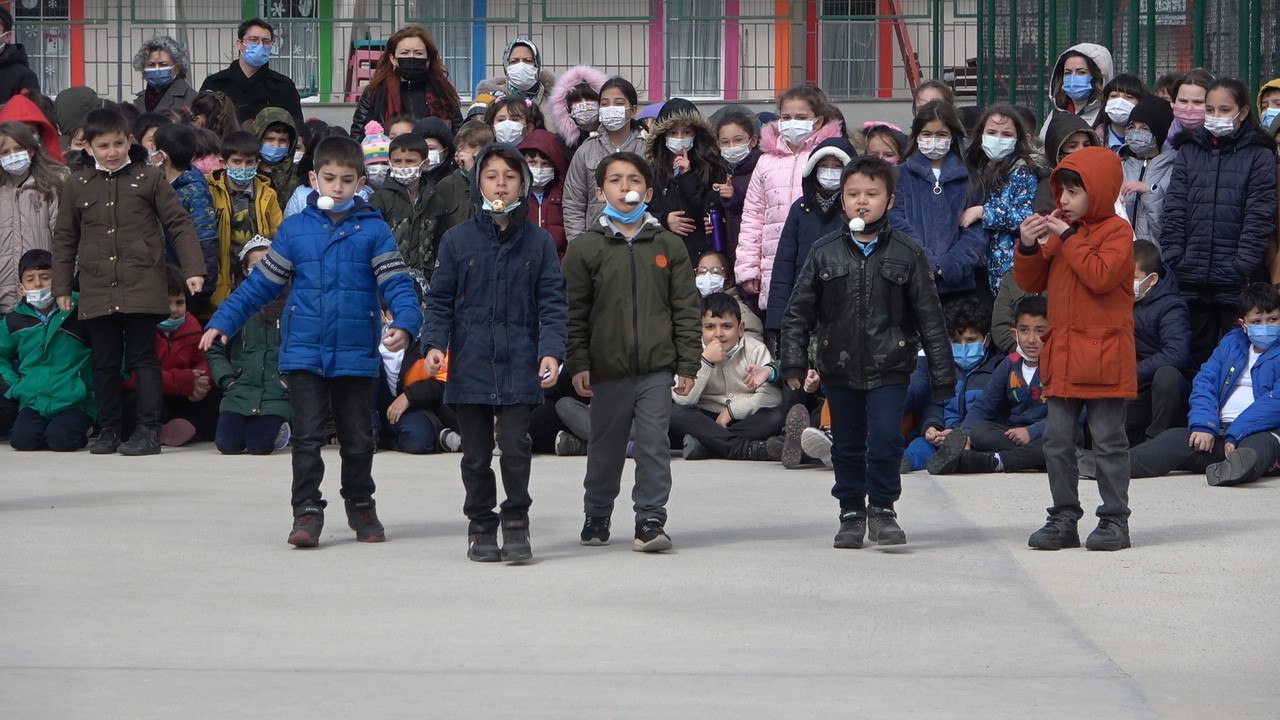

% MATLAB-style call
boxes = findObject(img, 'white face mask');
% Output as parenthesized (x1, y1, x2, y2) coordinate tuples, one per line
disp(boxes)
(696, 273, 726, 296)
(506, 62, 538, 90)
(389, 166, 420, 185)
(1204, 113, 1239, 137)
(665, 136, 694, 155)
(365, 164, 388, 187)
(1105, 97, 1135, 125)
(293, 150, 305, 164)
(917, 137, 951, 160)
(426, 149, 443, 170)
(530, 166, 554, 187)
(1, 150, 32, 176)
(494, 119, 525, 145)
(721, 144, 750, 165)
(1134, 272, 1155, 300)
(599, 105, 629, 132)
(25, 285, 54, 309)
(570, 101, 599, 127)
(778, 119, 816, 145)
(981, 135, 1017, 160)
(816, 167, 843, 191)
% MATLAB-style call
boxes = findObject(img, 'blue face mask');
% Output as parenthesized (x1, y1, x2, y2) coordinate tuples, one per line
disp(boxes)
(226, 166, 258, 186)
(1246, 324, 1280, 351)
(602, 200, 648, 225)
(144, 67, 175, 89)
(242, 42, 270, 69)
(260, 144, 288, 164)
(1062, 74, 1094, 102)
(157, 317, 184, 332)
(1261, 108, 1280, 131)
(951, 341, 987, 371)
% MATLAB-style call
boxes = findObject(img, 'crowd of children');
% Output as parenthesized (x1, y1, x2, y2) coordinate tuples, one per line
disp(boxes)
(3, 28, 1280, 562)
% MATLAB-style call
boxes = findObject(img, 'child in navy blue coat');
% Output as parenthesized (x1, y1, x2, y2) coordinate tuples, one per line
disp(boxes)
(422, 142, 569, 563)
(202, 136, 423, 548)
(1127, 239, 1192, 445)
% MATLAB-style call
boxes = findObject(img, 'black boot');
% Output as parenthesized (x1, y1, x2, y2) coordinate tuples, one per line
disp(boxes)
(118, 426, 161, 456)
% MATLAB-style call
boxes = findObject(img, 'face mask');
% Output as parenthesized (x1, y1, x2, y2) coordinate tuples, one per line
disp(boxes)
(260, 144, 288, 164)
(395, 57, 429, 83)
(144, 67, 176, 90)
(1061, 75, 1093, 102)
(1133, 273, 1155, 300)
(482, 195, 521, 216)
(1204, 113, 1238, 138)
(695, 273, 725, 296)
(951, 342, 986, 371)
(506, 62, 538, 90)
(1104, 97, 1135, 125)
(390, 166, 420, 185)
(778, 119, 815, 146)
(24, 286, 53, 310)
(665, 136, 694, 155)
(156, 317, 184, 332)
(721, 338, 745, 363)
(193, 156, 222, 175)
(981, 135, 1017, 160)
(293, 150, 305, 164)
(599, 105, 629, 132)
(226, 166, 258, 185)
(426, 149, 443, 170)
(530, 166, 554, 187)
(602, 199, 648, 225)
(918, 137, 951, 160)
(816, 167, 843, 191)
(1173, 106, 1206, 130)
(1124, 128, 1156, 155)
(1246, 324, 1280, 351)
(1, 150, 31, 176)
(91, 152, 126, 174)
(147, 148, 164, 167)
(721, 144, 750, 165)
(1262, 108, 1280, 131)
(494, 120, 525, 145)
(242, 42, 270, 69)
(320, 196, 356, 213)
(365, 164, 389, 188)
(570, 101, 599, 127)
(880, 155, 898, 166)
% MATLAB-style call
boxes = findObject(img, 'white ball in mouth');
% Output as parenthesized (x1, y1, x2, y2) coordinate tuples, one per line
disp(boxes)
(490, 199, 506, 213)
(849, 217, 866, 232)
(317, 195, 335, 210)
(624, 190, 642, 204)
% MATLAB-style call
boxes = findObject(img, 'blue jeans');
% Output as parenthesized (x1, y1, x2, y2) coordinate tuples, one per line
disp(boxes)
(824, 384, 909, 509)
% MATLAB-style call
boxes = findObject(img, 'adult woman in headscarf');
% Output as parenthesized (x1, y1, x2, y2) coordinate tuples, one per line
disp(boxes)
(131, 35, 196, 114)
(474, 38, 557, 121)
(350, 25, 463, 140)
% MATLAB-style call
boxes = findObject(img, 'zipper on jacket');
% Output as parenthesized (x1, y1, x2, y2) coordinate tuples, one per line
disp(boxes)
(629, 242, 642, 371)
(1132, 159, 1149, 222)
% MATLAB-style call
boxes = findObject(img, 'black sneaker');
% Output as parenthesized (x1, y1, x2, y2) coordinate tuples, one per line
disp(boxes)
(833, 508, 866, 549)
(867, 505, 906, 545)
(633, 518, 672, 553)
(927, 429, 968, 475)
(288, 502, 325, 548)
(501, 518, 533, 562)
(580, 515, 611, 545)
(554, 430, 588, 456)
(1085, 518, 1131, 551)
(681, 434, 709, 460)
(1028, 513, 1080, 550)
(467, 530, 502, 562)
(958, 450, 999, 474)
(345, 499, 385, 543)
(780, 403, 809, 469)
(89, 427, 121, 455)
(744, 439, 781, 462)
(1206, 447, 1258, 487)
(118, 426, 161, 456)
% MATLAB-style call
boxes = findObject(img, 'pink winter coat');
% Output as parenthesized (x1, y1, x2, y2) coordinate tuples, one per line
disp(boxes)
(734, 119, 844, 310)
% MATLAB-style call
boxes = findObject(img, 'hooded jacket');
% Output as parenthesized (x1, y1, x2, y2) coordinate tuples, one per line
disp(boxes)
(368, 154, 447, 275)
(253, 107, 300, 208)
(734, 117, 844, 310)
(206, 304, 290, 420)
(199, 58, 303, 125)
(1121, 94, 1176, 245)
(0, 92, 63, 162)
(517, 129, 569, 255)
(1160, 124, 1278, 305)
(1256, 78, 1280, 117)
(889, 144, 986, 297)
(1133, 265, 1191, 387)
(1014, 146, 1136, 399)
(548, 65, 609, 150)
(207, 169, 282, 307)
(1040, 43, 1114, 136)
(647, 101, 722, 264)
(53, 86, 104, 158)
(715, 117, 762, 267)
(422, 143, 569, 405)
(1034, 112, 1096, 214)
(1188, 328, 1280, 445)
(0, 171, 62, 315)
(169, 168, 219, 292)
(474, 38, 557, 121)
(561, 121, 648, 240)
(0, 294, 95, 419)
(414, 116, 457, 186)
(0, 42, 39, 105)
(766, 137, 860, 331)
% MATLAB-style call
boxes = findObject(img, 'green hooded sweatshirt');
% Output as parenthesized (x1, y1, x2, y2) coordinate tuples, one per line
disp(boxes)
(0, 294, 96, 419)
(253, 107, 301, 208)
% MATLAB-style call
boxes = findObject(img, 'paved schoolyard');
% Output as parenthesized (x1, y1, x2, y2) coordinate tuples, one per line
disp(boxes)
(1, 444, 1275, 718)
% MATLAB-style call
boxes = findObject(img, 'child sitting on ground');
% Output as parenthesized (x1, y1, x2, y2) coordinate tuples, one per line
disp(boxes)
(1127, 239, 1192, 445)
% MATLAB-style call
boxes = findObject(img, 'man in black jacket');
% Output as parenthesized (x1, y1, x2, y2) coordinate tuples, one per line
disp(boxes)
(0, 7, 40, 104)
(199, 18, 302, 126)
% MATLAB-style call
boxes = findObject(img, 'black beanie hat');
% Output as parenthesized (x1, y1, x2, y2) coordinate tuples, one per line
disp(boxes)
(1128, 94, 1174, 148)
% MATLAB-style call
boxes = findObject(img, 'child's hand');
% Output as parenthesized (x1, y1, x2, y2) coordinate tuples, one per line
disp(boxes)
(424, 348, 446, 374)
(673, 375, 695, 396)
(56, 295, 72, 312)
(1119, 180, 1150, 196)
(189, 372, 211, 402)
(713, 181, 734, 199)
(960, 205, 984, 227)
(1189, 431, 1216, 453)
(1019, 214, 1049, 247)
(198, 328, 227, 351)
(538, 356, 560, 389)
(667, 211, 696, 237)
(386, 393, 410, 424)
(1045, 210, 1071, 236)
(1224, 441, 1237, 456)
(572, 370, 593, 398)
(703, 340, 726, 364)
(716, 408, 732, 427)
(382, 327, 410, 352)
(742, 364, 771, 389)
(740, 278, 760, 294)
(186, 276, 205, 295)
(1004, 427, 1032, 446)
(785, 377, 802, 390)
(673, 149, 691, 175)
(802, 369, 821, 394)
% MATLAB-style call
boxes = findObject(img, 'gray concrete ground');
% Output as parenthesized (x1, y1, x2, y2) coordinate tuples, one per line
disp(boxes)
(1, 444, 1275, 718)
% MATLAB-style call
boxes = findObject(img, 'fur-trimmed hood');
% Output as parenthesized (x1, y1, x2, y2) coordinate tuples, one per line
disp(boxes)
(548, 65, 609, 148)
(647, 106, 721, 188)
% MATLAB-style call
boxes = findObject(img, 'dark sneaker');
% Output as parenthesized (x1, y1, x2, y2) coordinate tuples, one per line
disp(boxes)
(1085, 518, 1131, 551)
(1206, 447, 1259, 487)
(745, 439, 781, 462)
(800, 427, 833, 468)
(958, 450, 999, 474)
(899, 455, 915, 474)
(467, 530, 502, 562)
(118, 426, 161, 456)
(288, 502, 325, 548)
(501, 519, 533, 562)
(1028, 513, 1080, 550)
(554, 430, 588, 456)
(633, 518, 672, 553)
(780, 403, 809, 469)
(90, 428, 121, 455)
(867, 505, 906, 545)
(681, 434, 709, 460)
(833, 508, 866, 549)
(927, 429, 968, 475)
(580, 515, 611, 545)
(345, 499, 385, 543)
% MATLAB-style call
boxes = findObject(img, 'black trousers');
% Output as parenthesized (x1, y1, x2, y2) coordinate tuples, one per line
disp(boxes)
(287, 372, 376, 508)
(966, 419, 1046, 471)
(85, 313, 164, 433)
(1187, 299, 1238, 370)
(454, 403, 535, 533)
(1126, 365, 1192, 446)
(1130, 427, 1280, 481)
(669, 404, 785, 459)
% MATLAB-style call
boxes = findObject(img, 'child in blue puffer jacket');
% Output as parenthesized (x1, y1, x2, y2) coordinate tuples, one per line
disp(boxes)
(201, 135, 423, 548)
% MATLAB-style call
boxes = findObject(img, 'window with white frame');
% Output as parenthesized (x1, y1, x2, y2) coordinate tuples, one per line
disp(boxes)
(413, 0, 473, 99)
(666, 0, 723, 99)
(820, 0, 878, 98)
(264, 0, 318, 95)
(11, 0, 71, 95)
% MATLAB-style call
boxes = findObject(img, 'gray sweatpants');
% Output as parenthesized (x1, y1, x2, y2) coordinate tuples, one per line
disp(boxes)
(582, 372, 673, 525)
(1044, 397, 1130, 523)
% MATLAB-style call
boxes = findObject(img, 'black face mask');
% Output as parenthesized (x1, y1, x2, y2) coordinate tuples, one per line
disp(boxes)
(396, 58, 429, 82)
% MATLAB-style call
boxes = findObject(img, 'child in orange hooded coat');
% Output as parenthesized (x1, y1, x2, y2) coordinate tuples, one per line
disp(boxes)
(1014, 146, 1137, 552)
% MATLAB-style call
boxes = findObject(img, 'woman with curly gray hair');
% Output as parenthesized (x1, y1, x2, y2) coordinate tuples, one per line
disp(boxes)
(132, 35, 195, 114)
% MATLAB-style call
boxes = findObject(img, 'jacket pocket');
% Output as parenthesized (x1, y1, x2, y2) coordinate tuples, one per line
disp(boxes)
(1066, 327, 1123, 385)
(818, 263, 850, 284)
(879, 259, 911, 286)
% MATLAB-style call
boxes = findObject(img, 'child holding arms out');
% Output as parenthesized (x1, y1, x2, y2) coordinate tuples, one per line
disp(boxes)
(200, 135, 422, 548)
